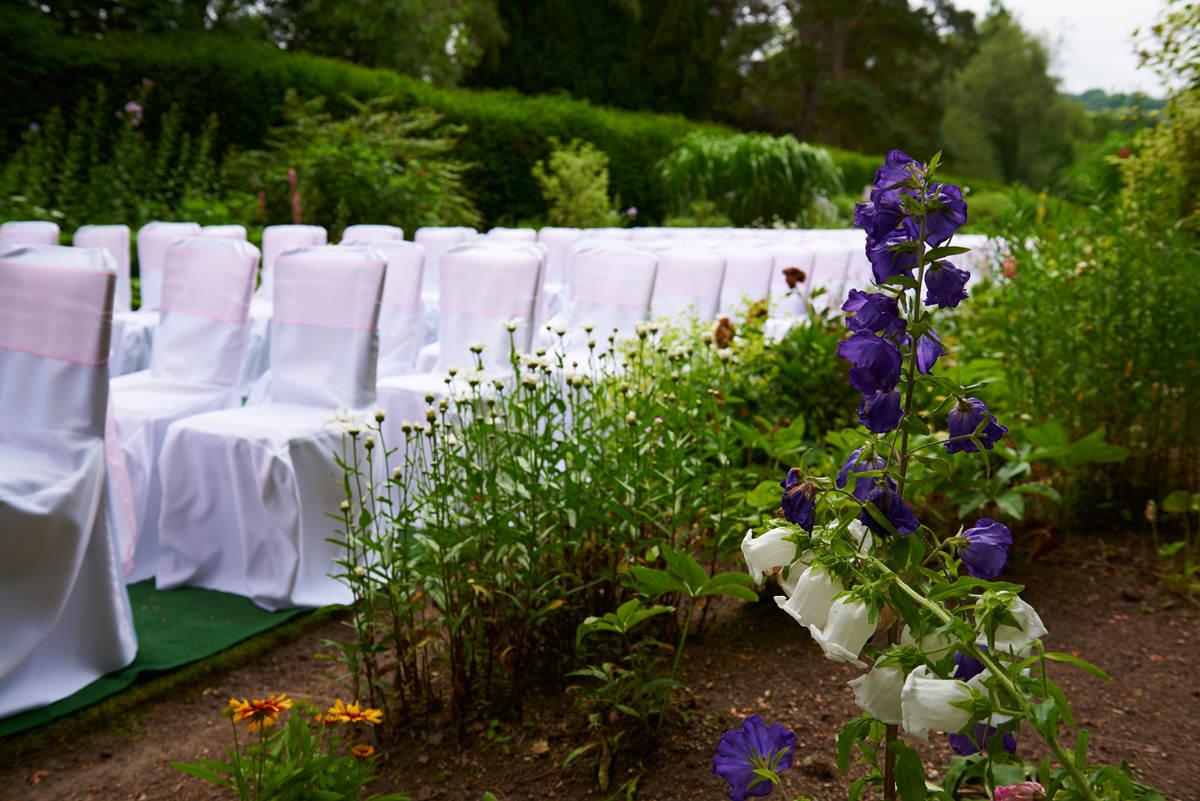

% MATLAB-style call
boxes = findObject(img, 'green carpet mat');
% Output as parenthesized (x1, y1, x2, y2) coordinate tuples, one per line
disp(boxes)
(0, 581, 309, 738)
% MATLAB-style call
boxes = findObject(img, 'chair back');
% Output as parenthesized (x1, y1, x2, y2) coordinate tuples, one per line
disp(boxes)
(565, 246, 657, 339)
(270, 246, 386, 409)
(200, 224, 247, 240)
(414, 226, 476, 295)
(648, 246, 725, 320)
(75, 225, 132, 311)
(437, 243, 542, 372)
(341, 224, 404, 243)
(345, 239, 425, 378)
(152, 237, 259, 386)
(260, 225, 327, 300)
(0, 220, 60, 249)
(136, 222, 201, 310)
(714, 244, 773, 314)
(0, 245, 115, 436)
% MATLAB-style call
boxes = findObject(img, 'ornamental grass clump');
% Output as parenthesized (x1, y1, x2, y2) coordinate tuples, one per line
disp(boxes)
(731, 151, 1166, 801)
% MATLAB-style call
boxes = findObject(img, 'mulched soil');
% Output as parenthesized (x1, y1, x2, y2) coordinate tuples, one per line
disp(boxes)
(2, 536, 1197, 801)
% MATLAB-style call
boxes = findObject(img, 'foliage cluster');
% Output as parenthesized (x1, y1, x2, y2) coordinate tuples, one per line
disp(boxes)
(657, 132, 844, 227)
(328, 312, 848, 782)
(531, 138, 617, 229)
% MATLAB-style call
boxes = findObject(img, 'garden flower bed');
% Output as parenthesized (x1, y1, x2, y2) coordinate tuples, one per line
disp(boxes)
(0, 539, 1194, 801)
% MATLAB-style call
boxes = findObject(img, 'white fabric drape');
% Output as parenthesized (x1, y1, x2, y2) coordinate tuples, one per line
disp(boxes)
(107, 237, 259, 582)
(0, 245, 137, 719)
(342, 239, 426, 379)
(648, 246, 725, 321)
(0, 221, 60, 249)
(155, 245, 386, 609)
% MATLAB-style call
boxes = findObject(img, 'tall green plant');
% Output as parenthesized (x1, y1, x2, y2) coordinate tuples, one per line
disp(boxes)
(657, 132, 843, 226)
(531, 137, 615, 227)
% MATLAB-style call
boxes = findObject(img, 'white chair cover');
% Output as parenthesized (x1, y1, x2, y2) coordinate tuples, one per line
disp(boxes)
(108, 237, 260, 582)
(345, 239, 425, 378)
(486, 227, 537, 241)
(74, 225, 132, 312)
(0, 220, 60, 249)
(201, 224, 247, 240)
(136, 221, 202, 312)
(341, 224, 404, 243)
(715, 245, 774, 315)
(377, 243, 542, 426)
(241, 225, 329, 395)
(155, 245, 386, 609)
(806, 243, 852, 313)
(413, 226, 477, 342)
(648, 246, 725, 321)
(566, 245, 657, 337)
(0, 245, 137, 718)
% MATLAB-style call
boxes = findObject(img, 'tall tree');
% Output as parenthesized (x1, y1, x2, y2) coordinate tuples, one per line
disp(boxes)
(940, 9, 1088, 186)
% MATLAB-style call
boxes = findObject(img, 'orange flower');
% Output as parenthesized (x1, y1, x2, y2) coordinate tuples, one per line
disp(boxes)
(351, 743, 376, 759)
(227, 693, 293, 732)
(324, 699, 383, 725)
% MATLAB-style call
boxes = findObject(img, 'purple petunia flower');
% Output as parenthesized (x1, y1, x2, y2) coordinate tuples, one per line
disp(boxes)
(960, 518, 1012, 579)
(923, 261, 970, 308)
(838, 332, 902, 395)
(843, 289, 906, 336)
(712, 715, 796, 801)
(836, 447, 888, 502)
(780, 468, 816, 532)
(923, 183, 968, 247)
(946, 398, 1008, 454)
(858, 389, 903, 433)
(916, 329, 946, 375)
(867, 230, 919, 285)
(859, 482, 921, 537)
(948, 723, 1017, 756)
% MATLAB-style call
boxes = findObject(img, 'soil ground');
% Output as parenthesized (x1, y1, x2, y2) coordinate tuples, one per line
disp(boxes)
(2, 537, 1197, 801)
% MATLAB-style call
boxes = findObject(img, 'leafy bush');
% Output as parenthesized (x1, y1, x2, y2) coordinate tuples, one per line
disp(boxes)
(225, 92, 481, 239)
(531, 138, 615, 228)
(657, 132, 844, 226)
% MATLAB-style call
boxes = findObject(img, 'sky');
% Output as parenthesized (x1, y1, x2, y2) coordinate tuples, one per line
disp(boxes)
(952, 0, 1169, 96)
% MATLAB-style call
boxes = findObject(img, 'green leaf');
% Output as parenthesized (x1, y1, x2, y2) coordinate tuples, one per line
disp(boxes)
(1042, 651, 1111, 681)
(891, 741, 928, 801)
(924, 245, 971, 260)
(662, 545, 709, 594)
(1161, 490, 1191, 514)
(746, 479, 781, 508)
(627, 566, 685, 598)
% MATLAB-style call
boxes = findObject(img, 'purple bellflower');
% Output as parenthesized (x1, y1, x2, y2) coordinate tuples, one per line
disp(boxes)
(838, 332, 903, 395)
(916, 329, 946, 374)
(923, 261, 970, 308)
(836, 447, 889, 502)
(781, 468, 816, 532)
(948, 723, 1017, 757)
(843, 289, 906, 336)
(960, 518, 1012, 579)
(946, 397, 1008, 454)
(923, 183, 968, 247)
(858, 389, 903, 433)
(859, 482, 920, 537)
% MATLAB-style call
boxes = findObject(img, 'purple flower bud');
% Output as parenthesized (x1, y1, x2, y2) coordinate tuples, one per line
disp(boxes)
(947, 398, 1007, 454)
(923, 183, 968, 247)
(953, 647, 987, 681)
(836, 447, 888, 501)
(948, 723, 1016, 756)
(838, 332, 902, 395)
(866, 230, 918, 285)
(780, 468, 816, 532)
(854, 200, 904, 241)
(859, 482, 920, 537)
(916, 329, 946, 374)
(712, 715, 795, 801)
(923, 261, 970, 308)
(843, 289, 906, 336)
(858, 389, 903, 433)
(960, 518, 1012, 579)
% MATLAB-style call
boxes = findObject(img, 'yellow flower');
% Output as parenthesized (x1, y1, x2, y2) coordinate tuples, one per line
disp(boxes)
(351, 743, 376, 759)
(227, 693, 293, 732)
(324, 699, 383, 725)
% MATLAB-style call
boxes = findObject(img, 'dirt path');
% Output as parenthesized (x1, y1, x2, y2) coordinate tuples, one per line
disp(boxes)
(2, 544, 1196, 801)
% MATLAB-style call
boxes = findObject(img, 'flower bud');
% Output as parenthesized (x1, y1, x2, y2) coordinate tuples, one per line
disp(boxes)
(339, 500, 351, 512)
(447, 366, 459, 377)
(364, 437, 375, 450)
(995, 782, 1046, 801)
(373, 409, 385, 423)
(347, 425, 361, 438)
(392, 467, 402, 480)
(469, 341, 485, 354)
(425, 409, 436, 422)
(625, 411, 637, 426)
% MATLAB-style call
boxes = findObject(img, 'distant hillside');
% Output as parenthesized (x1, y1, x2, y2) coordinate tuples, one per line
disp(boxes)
(1070, 89, 1165, 112)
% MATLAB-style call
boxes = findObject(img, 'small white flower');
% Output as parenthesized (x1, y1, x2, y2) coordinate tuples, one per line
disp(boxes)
(848, 663, 905, 725)
(354, 565, 367, 577)
(522, 374, 539, 388)
(981, 595, 1047, 655)
(625, 411, 637, 426)
(504, 318, 520, 332)
(339, 500, 351, 512)
(447, 366, 459, 377)
(373, 409, 386, 423)
(774, 565, 840, 629)
(809, 596, 876, 668)
(741, 527, 796, 583)
(392, 467, 402, 480)
(717, 348, 733, 363)
(900, 665, 976, 743)
(553, 323, 567, 336)
(425, 409, 436, 422)
(583, 322, 595, 333)
(468, 341, 485, 354)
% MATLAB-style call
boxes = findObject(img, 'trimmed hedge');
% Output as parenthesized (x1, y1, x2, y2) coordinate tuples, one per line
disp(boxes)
(3, 10, 984, 226)
(0, 11, 727, 225)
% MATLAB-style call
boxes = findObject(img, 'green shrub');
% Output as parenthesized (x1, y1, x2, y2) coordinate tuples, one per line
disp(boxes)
(531, 138, 615, 228)
(657, 132, 844, 226)
(663, 199, 732, 228)
(224, 92, 481, 239)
